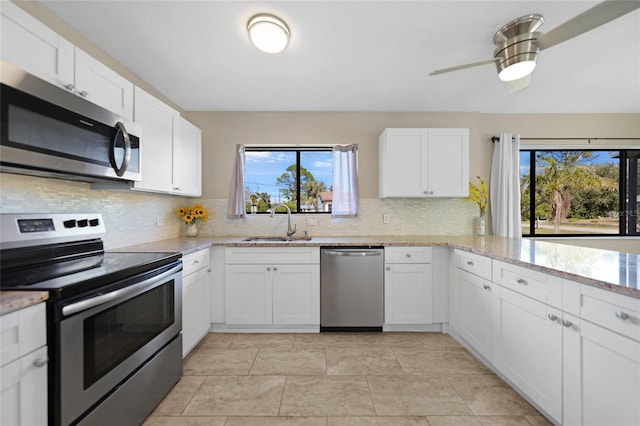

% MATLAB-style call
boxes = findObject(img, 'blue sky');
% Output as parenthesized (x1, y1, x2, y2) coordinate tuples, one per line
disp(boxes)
(245, 151, 333, 203)
(519, 150, 618, 179)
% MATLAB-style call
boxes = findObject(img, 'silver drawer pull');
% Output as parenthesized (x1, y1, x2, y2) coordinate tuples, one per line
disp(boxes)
(467, 261, 474, 266)
(615, 310, 630, 320)
(562, 319, 573, 328)
(547, 313, 558, 322)
(266, 267, 271, 271)
(405, 253, 411, 258)
(386, 266, 391, 271)
(194, 260, 200, 264)
(273, 267, 278, 271)
(33, 356, 48, 368)
(483, 284, 491, 290)
(516, 278, 528, 285)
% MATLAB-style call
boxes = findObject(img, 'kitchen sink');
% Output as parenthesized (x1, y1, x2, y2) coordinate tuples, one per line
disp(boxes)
(242, 235, 312, 242)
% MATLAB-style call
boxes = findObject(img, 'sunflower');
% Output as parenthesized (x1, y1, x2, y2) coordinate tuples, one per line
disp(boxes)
(176, 205, 209, 224)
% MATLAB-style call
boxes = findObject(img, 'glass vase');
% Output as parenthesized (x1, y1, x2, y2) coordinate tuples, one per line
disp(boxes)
(476, 216, 486, 236)
(186, 223, 198, 237)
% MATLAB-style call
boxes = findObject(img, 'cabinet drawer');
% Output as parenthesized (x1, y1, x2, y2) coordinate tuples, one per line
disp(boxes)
(1, 303, 46, 367)
(225, 247, 319, 264)
(182, 248, 210, 276)
(579, 285, 640, 342)
(385, 246, 432, 263)
(492, 261, 562, 308)
(454, 249, 492, 280)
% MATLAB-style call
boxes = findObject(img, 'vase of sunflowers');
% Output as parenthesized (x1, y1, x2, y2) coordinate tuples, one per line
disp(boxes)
(468, 176, 488, 236)
(176, 204, 208, 237)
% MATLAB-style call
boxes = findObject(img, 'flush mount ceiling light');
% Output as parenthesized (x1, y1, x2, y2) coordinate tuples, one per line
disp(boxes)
(247, 14, 290, 54)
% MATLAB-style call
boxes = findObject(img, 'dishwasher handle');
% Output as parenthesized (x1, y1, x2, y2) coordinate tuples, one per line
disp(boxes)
(322, 250, 381, 257)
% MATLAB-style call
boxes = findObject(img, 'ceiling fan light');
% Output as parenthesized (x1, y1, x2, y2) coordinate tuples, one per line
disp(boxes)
(498, 60, 537, 82)
(248, 14, 290, 54)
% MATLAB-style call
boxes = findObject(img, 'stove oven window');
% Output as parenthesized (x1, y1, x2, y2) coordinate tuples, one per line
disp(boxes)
(83, 282, 175, 388)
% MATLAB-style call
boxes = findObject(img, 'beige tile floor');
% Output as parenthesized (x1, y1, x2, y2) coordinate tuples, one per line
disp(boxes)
(144, 332, 552, 426)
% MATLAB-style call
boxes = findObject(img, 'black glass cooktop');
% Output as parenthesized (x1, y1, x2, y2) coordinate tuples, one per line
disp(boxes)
(1, 249, 181, 299)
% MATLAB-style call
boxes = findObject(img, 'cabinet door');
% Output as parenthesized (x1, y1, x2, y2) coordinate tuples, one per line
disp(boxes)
(182, 267, 211, 357)
(172, 117, 202, 197)
(272, 264, 319, 325)
(379, 128, 426, 197)
(74, 48, 134, 120)
(492, 286, 562, 423)
(225, 265, 272, 325)
(132, 86, 178, 193)
(1, 2, 74, 90)
(384, 263, 432, 324)
(453, 269, 492, 360)
(563, 315, 640, 426)
(426, 128, 469, 197)
(1, 346, 48, 426)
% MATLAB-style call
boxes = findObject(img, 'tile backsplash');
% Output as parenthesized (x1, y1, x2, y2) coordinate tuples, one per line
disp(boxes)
(1, 174, 477, 249)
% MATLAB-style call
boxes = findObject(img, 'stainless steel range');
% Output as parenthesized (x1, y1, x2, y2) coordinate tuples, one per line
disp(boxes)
(0, 213, 183, 426)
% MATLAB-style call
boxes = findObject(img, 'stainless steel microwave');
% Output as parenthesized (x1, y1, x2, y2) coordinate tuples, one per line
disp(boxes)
(0, 61, 141, 182)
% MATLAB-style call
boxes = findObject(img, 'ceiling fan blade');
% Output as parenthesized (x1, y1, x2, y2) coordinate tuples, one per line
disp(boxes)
(506, 75, 532, 94)
(429, 58, 498, 76)
(537, 0, 640, 50)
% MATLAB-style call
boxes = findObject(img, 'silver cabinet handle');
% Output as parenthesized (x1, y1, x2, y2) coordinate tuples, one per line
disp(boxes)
(483, 284, 491, 290)
(193, 260, 200, 265)
(64, 83, 75, 91)
(516, 278, 528, 285)
(467, 260, 474, 266)
(266, 267, 271, 271)
(547, 313, 558, 322)
(386, 266, 391, 271)
(273, 266, 278, 271)
(616, 310, 630, 320)
(562, 319, 573, 328)
(77, 90, 88, 97)
(323, 250, 381, 257)
(405, 253, 411, 258)
(33, 356, 48, 368)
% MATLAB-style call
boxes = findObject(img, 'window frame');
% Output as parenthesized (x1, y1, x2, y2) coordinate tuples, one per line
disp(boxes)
(244, 146, 333, 214)
(520, 148, 639, 237)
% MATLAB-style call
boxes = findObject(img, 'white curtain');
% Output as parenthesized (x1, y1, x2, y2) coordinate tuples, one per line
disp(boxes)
(227, 144, 246, 218)
(332, 144, 358, 217)
(490, 133, 521, 238)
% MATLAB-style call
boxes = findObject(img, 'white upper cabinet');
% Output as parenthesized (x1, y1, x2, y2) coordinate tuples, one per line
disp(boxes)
(379, 128, 469, 198)
(132, 87, 202, 197)
(74, 49, 133, 120)
(132, 86, 178, 193)
(172, 116, 202, 197)
(1, 1, 74, 89)
(1, 2, 134, 120)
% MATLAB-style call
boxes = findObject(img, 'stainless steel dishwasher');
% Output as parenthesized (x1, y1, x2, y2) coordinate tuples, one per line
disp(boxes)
(320, 247, 384, 331)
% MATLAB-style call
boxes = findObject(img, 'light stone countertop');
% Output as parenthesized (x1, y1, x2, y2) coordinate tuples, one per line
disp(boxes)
(115, 235, 640, 299)
(0, 291, 49, 315)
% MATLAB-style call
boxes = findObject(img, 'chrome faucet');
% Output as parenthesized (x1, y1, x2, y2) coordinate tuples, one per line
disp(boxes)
(270, 204, 297, 237)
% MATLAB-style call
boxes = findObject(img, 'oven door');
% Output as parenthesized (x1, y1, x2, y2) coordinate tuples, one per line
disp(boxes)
(58, 263, 181, 426)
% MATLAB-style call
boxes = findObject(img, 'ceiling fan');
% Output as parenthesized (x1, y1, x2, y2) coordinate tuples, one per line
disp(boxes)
(429, 0, 640, 93)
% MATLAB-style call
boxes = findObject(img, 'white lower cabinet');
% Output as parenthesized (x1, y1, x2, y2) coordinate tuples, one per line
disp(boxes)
(182, 249, 211, 357)
(0, 302, 48, 426)
(224, 247, 320, 328)
(384, 247, 433, 325)
(491, 285, 563, 423)
(451, 269, 493, 361)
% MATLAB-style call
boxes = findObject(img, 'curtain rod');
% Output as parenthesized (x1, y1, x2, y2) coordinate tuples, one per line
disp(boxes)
(490, 136, 640, 143)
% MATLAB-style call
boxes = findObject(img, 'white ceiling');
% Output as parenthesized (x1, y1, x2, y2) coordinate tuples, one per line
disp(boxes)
(40, 1, 640, 113)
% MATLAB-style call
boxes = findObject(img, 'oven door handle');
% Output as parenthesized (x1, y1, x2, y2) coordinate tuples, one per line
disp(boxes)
(62, 264, 182, 317)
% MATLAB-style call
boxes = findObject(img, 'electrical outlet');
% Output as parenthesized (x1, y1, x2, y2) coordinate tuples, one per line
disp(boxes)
(156, 216, 165, 227)
(306, 218, 318, 226)
(383, 214, 390, 224)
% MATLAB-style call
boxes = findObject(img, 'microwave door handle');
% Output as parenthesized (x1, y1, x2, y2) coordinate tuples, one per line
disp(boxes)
(62, 264, 182, 317)
(112, 122, 131, 177)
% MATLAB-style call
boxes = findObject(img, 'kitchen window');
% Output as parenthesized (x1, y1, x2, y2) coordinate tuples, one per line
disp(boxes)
(244, 148, 334, 214)
(520, 149, 639, 236)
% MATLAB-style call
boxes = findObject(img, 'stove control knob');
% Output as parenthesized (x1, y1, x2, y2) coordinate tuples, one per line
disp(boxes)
(89, 218, 100, 227)
(77, 219, 88, 227)
(63, 219, 77, 228)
